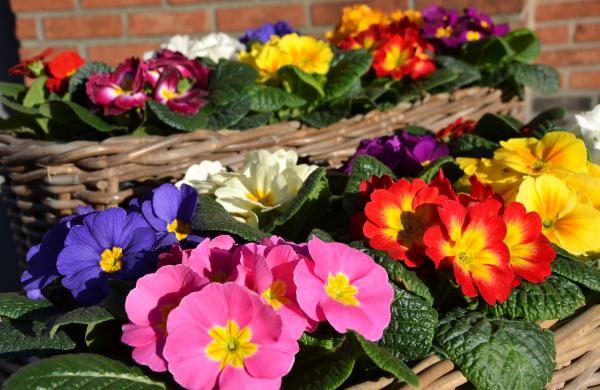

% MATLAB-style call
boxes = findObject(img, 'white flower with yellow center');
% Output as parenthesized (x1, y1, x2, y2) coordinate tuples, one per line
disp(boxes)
(177, 160, 228, 194)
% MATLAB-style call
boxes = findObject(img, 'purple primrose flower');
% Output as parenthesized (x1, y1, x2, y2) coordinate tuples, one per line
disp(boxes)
(240, 21, 298, 44)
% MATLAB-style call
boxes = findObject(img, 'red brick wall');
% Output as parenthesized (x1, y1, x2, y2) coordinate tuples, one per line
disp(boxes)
(10, 0, 599, 115)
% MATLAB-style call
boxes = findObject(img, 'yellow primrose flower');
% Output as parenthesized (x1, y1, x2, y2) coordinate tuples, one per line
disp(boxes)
(327, 4, 389, 43)
(390, 9, 423, 26)
(516, 174, 600, 255)
(494, 131, 588, 177)
(277, 34, 333, 75)
(456, 157, 524, 202)
(238, 39, 291, 82)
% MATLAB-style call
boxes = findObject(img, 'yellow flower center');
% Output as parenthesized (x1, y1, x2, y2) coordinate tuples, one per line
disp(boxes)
(396, 211, 425, 246)
(167, 219, 191, 241)
(66, 68, 77, 77)
(160, 88, 179, 100)
(324, 273, 359, 306)
(205, 320, 257, 370)
(481, 20, 490, 29)
(245, 189, 273, 206)
(261, 280, 291, 310)
(156, 303, 177, 331)
(99, 246, 124, 273)
(532, 160, 545, 171)
(435, 26, 453, 38)
(383, 46, 410, 71)
(211, 271, 228, 283)
(466, 31, 482, 41)
(542, 218, 555, 229)
(456, 251, 474, 266)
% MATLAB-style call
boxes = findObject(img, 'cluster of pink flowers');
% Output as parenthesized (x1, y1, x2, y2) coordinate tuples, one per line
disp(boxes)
(121, 235, 393, 389)
(86, 50, 211, 116)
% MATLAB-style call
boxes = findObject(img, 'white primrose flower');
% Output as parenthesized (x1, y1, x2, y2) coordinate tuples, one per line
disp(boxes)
(177, 160, 228, 194)
(575, 104, 600, 163)
(189, 33, 246, 63)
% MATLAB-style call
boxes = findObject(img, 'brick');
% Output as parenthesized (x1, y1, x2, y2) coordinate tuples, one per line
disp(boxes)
(535, 25, 569, 45)
(570, 70, 600, 89)
(415, 0, 524, 15)
(15, 18, 36, 40)
(311, 1, 408, 26)
(88, 42, 161, 65)
(575, 24, 600, 42)
(169, 0, 219, 4)
(19, 46, 79, 61)
(10, 0, 74, 12)
(81, 0, 161, 8)
(537, 1, 600, 21)
(43, 15, 122, 39)
(216, 4, 306, 31)
(539, 47, 600, 67)
(128, 10, 209, 36)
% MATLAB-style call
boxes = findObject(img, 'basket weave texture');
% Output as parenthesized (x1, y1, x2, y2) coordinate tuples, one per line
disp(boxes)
(349, 304, 600, 390)
(0, 86, 521, 261)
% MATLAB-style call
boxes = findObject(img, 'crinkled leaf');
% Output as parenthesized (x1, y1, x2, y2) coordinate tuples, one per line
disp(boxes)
(209, 60, 258, 106)
(474, 113, 522, 142)
(40, 100, 126, 133)
(278, 65, 325, 102)
(192, 195, 269, 242)
(417, 156, 455, 183)
(324, 49, 372, 102)
(479, 275, 585, 320)
(68, 61, 112, 95)
(462, 36, 513, 66)
(265, 168, 330, 241)
(511, 63, 560, 94)
(307, 228, 334, 242)
(435, 308, 555, 390)
(23, 76, 47, 108)
(552, 245, 600, 292)
(344, 155, 396, 194)
(282, 335, 357, 390)
(435, 56, 481, 89)
(0, 319, 75, 359)
(526, 107, 566, 138)
(147, 100, 210, 131)
(230, 112, 272, 130)
(360, 247, 433, 305)
(452, 133, 499, 158)
(207, 92, 252, 130)
(409, 68, 458, 93)
(4, 353, 166, 389)
(0, 293, 57, 321)
(301, 100, 350, 128)
(505, 28, 540, 63)
(0, 82, 26, 98)
(248, 85, 306, 112)
(48, 306, 115, 344)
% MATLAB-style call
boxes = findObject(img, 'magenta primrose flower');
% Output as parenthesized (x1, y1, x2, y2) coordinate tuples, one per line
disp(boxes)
(294, 237, 394, 341)
(121, 264, 208, 372)
(86, 58, 147, 115)
(185, 235, 240, 283)
(154, 67, 209, 115)
(163, 282, 299, 390)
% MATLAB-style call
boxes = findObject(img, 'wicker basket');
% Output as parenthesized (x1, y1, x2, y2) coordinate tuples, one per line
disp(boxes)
(0, 86, 522, 262)
(349, 304, 600, 390)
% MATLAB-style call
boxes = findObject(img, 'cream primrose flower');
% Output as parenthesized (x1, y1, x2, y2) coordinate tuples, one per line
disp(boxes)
(143, 33, 244, 61)
(575, 104, 600, 164)
(176, 160, 228, 194)
(213, 149, 318, 226)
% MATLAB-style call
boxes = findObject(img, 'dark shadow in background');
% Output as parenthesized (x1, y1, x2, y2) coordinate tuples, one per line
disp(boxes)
(0, 1, 22, 292)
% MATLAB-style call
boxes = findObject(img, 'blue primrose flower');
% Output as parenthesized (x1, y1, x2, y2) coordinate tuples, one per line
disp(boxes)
(140, 183, 203, 248)
(239, 20, 298, 44)
(57, 207, 156, 305)
(21, 206, 95, 300)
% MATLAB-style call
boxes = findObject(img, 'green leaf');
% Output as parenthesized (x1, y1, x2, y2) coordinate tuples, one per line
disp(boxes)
(283, 335, 357, 390)
(4, 353, 166, 389)
(474, 113, 522, 142)
(307, 228, 334, 242)
(451, 133, 499, 158)
(230, 112, 272, 130)
(344, 155, 396, 194)
(0, 94, 40, 115)
(511, 63, 560, 94)
(0, 320, 75, 358)
(380, 288, 438, 361)
(505, 28, 541, 63)
(0, 82, 26, 98)
(278, 65, 325, 102)
(207, 92, 252, 130)
(40, 100, 126, 133)
(479, 275, 585, 320)
(324, 49, 372, 102)
(462, 36, 514, 66)
(357, 247, 433, 305)
(68, 61, 112, 95)
(526, 107, 566, 138)
(266, 168, 330, 241)
(301, 100, 350, 128)
(147, 100, 211, 131)
(23, 76, 47, 108)
(209, 60, 258, 106)
(192, 195, 269, 242)
(435, 56, 481, 88)
(417, 156, 455, 183)
(248, 85, 306, 112)
(354, 332, 418, 386)
(0, 293, 56, 321)
(300, 328, 345, 350)
(48, 306, 115, 342)
(552, 245, 600, 292)
(409, 68, 459, 93)
(435, 308, 555, 390)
